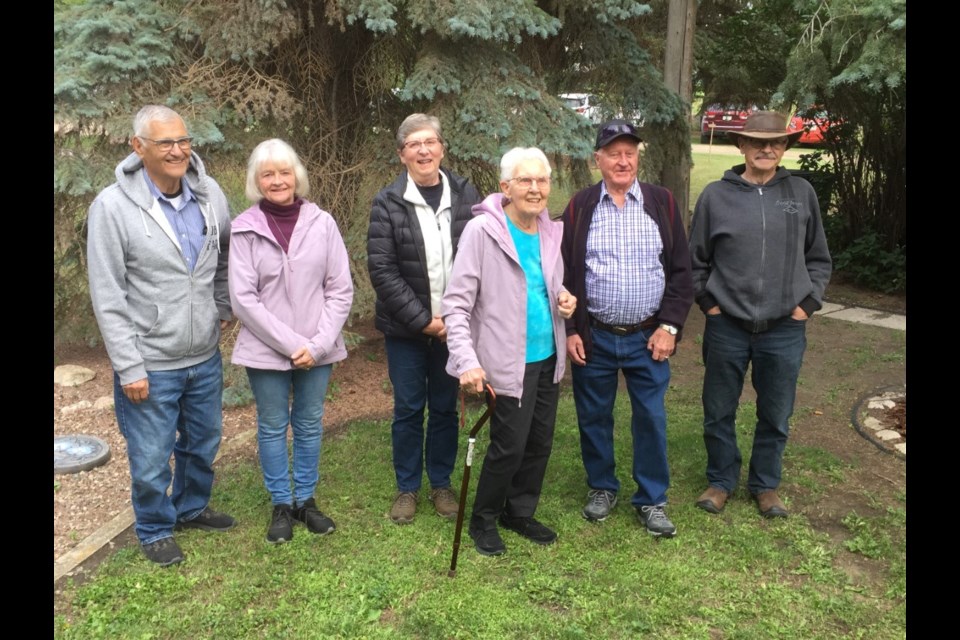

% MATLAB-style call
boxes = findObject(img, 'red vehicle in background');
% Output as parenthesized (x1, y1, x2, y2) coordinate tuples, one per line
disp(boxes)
(788, 110, 835, 146)
(699, 104, 761, 143)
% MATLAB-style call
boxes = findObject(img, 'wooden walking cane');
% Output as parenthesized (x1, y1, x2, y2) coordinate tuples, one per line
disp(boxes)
(448, 383, 496, 578)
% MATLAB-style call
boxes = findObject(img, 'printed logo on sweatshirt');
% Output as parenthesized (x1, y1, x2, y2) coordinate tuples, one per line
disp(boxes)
(777, 200, 802, 215)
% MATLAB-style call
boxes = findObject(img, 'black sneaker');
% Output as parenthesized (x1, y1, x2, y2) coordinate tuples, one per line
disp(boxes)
(175, 507, 236, 532)
(267, 504, 294, 544)
(293, 498, 336, 535)
(498, 514, 558, 545)
(635, 504, 677, 538)
(141, 537, 184, 567)
(468, 526, 506, 556)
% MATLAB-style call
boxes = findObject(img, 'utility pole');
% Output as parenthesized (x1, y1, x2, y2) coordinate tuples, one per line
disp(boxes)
(661, 0, 697, 228)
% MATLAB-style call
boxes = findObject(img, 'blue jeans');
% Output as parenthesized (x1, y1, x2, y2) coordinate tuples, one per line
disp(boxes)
(113, 351, 224, 545)
(384, 336, 459, 493)
(246, 365, 333, 507)
(572, 327, 671, 507)
(701, 313, 807, 495)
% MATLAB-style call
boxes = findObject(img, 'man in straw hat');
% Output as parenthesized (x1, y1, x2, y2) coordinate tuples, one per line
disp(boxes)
(688, 111, 832, 519)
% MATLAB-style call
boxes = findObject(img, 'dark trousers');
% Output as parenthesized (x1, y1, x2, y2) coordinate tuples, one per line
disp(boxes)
(470, 355, 559, 530)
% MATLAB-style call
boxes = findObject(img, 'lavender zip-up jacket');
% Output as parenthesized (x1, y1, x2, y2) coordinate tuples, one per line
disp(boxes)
(442, 193, 567, 399)
(229, 200, 353, 370)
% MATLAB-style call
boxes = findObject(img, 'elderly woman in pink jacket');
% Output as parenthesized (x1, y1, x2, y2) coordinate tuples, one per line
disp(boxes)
(229, 139, 353, 544)
(442, 147, 576, 557)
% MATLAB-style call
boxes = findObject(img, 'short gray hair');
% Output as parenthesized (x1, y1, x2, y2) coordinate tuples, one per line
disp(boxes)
(499, 147, 552, 182)
(245, 139, 310, 202)
(133, 105, 184, 137)
(396, 113, 444, 150)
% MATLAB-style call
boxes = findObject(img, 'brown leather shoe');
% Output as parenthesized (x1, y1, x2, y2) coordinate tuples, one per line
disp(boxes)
(754, 490, 788, 518)
(695, 486, 729, 514)
(429, 487, 459, 520)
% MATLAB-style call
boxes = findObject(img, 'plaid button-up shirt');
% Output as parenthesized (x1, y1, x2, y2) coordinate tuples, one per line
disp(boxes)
(584, 180, 665, 325)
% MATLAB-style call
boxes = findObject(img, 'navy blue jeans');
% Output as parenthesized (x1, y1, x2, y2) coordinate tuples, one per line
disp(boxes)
(571, 327, 671, 507)
(701, 313, 807, 495)
(384, 336, 459, 493)
(113, 351, 224, 544)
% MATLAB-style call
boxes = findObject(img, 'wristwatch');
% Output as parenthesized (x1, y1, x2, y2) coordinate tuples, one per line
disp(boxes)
(658, 323, 678, 336)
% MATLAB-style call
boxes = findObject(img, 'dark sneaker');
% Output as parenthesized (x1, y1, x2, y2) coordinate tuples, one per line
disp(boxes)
(429, 487, 460, 520)
(390, 491, 418, 524)
(636, 505, 677, 538)
(267, 504, 294, 544)
(498, 514, 557, 545)
(175, 507, 236, 532)
(293, 498, 336, 535)
(469, 526, 506, 556)
(141, 537, 184, 567)
(582, 489, 617, 521)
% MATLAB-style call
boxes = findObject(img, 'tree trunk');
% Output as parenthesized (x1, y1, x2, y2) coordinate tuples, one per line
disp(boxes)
(661, 0, 697, 228)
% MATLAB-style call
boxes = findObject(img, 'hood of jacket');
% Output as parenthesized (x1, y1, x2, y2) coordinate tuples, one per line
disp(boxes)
(114, 150, 213, 210)
(470, 192, 562, 257)
(720, 164, 793, 192)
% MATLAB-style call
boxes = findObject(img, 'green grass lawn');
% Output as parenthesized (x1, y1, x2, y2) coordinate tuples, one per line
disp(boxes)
(55, 381, 906, 639)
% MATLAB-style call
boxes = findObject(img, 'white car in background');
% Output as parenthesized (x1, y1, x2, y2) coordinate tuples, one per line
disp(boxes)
(560, 93, 644, 127)
(560, 93, 602, 123)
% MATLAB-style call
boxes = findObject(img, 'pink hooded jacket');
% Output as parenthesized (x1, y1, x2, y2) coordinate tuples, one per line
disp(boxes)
(229, 201, 353, 370)
(442, 193, 567, 398)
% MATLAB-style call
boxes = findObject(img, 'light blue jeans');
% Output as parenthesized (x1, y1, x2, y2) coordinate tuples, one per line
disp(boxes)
(246, 365, 333, 507)
(113, 351, 224, 545)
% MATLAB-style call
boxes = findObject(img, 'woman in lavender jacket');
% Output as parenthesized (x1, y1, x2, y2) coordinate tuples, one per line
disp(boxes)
(229, 139, 353, 544)
(442, 147, 576, 557)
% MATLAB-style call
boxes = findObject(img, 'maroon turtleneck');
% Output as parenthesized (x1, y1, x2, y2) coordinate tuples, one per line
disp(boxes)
(260, 198, 303, 253)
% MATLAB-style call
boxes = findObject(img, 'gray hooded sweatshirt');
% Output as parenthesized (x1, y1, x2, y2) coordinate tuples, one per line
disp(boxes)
(689, 165, 832, 327)
(87, 151, 232, 385)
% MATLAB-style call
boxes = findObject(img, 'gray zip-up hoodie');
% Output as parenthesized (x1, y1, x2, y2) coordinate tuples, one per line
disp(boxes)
(689, 165, 831, 327)
(87, 151, 232, 385)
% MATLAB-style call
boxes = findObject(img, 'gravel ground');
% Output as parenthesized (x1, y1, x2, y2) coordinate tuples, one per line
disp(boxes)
(53, 321, 392, 562)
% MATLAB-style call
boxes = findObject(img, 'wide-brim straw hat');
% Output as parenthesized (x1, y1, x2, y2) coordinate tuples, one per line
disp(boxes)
(728, 111, 803, 148)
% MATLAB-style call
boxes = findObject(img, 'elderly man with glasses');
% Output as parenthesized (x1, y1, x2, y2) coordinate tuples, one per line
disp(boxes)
(561, 120, 694, 537)
(87, 105, 235, 567)
(688, 111, 832, 519)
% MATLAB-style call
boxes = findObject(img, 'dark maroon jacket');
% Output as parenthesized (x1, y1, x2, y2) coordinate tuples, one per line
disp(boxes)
(560, 180, 694, 360)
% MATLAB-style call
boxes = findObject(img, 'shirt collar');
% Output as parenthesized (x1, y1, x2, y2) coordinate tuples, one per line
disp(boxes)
(142, 169, 195, 205)
(599, 178, 642, 203)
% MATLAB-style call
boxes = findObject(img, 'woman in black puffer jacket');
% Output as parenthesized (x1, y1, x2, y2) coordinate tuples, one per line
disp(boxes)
(366, 113, 481, 526)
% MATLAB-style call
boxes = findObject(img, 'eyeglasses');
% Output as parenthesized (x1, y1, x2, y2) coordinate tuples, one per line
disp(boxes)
(510, 176, 551, 189)
(138, 136, 193, 152)
(402, 138, 442, 152)
(743, 137, 788, 150)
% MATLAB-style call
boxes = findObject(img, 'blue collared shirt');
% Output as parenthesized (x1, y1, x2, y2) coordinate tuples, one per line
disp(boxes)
(584, 180, 665, 325)
(143, 170, 205, 272)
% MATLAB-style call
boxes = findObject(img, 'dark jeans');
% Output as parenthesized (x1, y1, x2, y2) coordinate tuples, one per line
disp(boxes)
(470, 355, 559, 530)
(701, 313, 807, 495)
(571, 327, 671, 507)
(384, 336, 459, 493)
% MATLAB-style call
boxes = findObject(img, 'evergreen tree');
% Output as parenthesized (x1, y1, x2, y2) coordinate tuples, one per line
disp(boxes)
(55, 0, 689, 341)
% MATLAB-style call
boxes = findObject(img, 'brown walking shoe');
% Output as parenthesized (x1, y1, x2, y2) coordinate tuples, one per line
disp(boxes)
(695, 486, 730, 514)
(754, 490, 788, 519)
(390, 491, 418, 524)
(429, 487, 459, 520)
